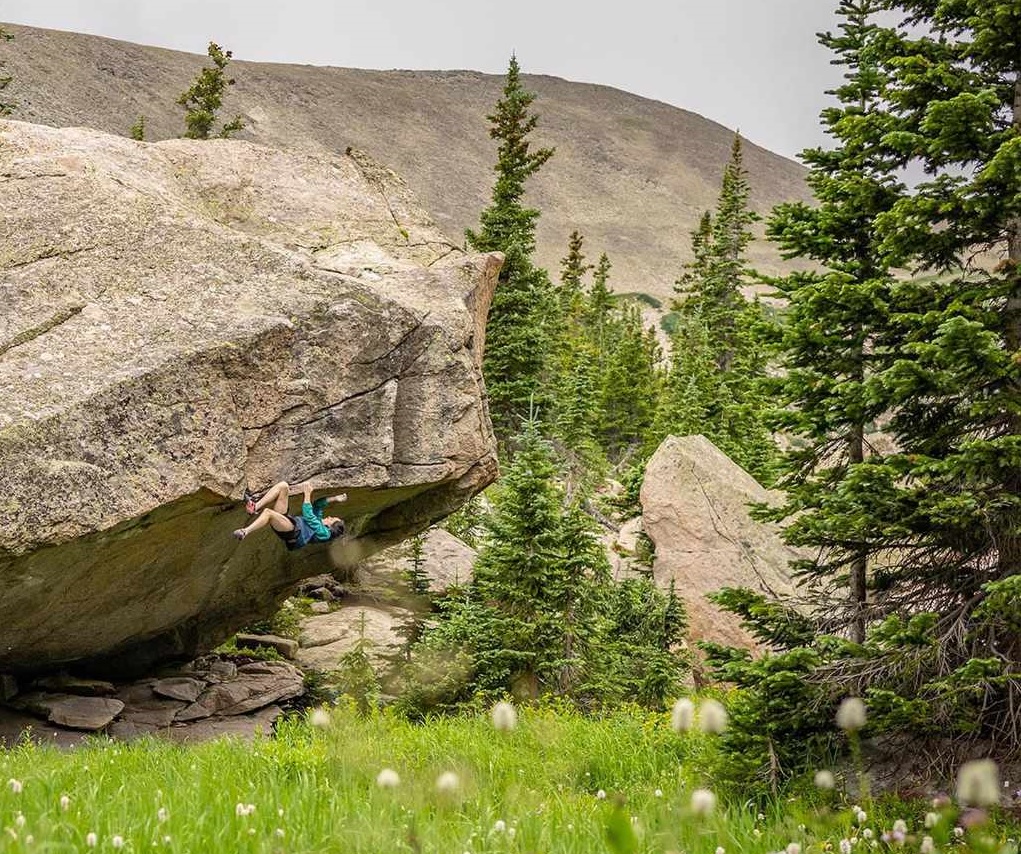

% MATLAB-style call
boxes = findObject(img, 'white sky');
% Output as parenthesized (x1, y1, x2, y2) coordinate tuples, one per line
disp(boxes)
(1, 0, 844, 159)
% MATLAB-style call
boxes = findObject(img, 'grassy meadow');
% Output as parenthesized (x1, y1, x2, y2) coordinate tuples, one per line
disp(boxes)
(0, 703, 1017, 854)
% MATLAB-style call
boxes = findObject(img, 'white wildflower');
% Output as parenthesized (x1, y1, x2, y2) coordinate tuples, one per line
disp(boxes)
(925, 812, 940, 829)
(840, 839, 853, 854)
(717, 847, 726, 854)
(787, 843, 802, 854)
(14, 814, 24, 829)
(920, 836, 935, 854)
(953, 827, 965, 839)
(112, 836, 124, 849)
(654, 789, 663, 798)
(86, 832, 98, 848)
(671, 698, 695, 732)
(436, 771, 460, 795)
(508, 828, 516, 839)
(862, 829, 874, 840)
(491, 701, 518, 732)
(376, 768, 400, 789)
(493, 820, 506, 833)
(699, 699, 728, 734)
(893, 820, 908, 834)
(275, 828, 285, 838)
(24, 836, 32, 845)
(956, 759, 1000, 807)
(814, 770, 836, 790)
(60, 795, 71, 811)
(596, 789, 607, 800)
(836, 697, 867, 732)
(690, 788, 716, 816)
(309, 707, 331, 728)
(157, 808, 168, 823)
(8, 779, 22, 794)
(855, 809, 868, 825)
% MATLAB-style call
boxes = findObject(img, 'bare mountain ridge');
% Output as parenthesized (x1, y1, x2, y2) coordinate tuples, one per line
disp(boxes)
(2, 23, 811, 302)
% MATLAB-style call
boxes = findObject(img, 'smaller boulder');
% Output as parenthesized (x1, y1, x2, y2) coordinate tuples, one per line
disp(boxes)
(235, 634, 299, 660)
(32, 675, 116, 696)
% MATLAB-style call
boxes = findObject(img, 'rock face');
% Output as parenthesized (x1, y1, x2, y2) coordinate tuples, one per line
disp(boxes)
(641, 435, 799, 650)
(297, 605, 411, 670)
(0, 120, 500, 676)
(356, 527, 476, 600)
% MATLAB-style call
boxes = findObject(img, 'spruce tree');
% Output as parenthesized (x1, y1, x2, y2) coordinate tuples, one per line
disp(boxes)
(659, 145, 776, 482)
(130, 115, 146, 142)
(852, 0, 1021, 745)
(764, 0, 901, 643)
(177, 42, 245, 140)
(1, 27, 15, 116)
(599, 302, 662, 456)
(466, 56, 555, 438)
(559, 230, 593, 318)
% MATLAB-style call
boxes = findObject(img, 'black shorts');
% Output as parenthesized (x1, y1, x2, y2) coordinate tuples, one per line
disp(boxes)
(273, 515, 303, 550)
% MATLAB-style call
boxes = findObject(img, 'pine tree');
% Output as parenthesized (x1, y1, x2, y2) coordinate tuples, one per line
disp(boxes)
(599, 302, 662, 456)
(466, 56, 555, 438)
(764, 0, 901, 643)
(850, 0, 1021, 746)
(559, 230, 593, 318)
(677, 135, 759, 372)
(130, 115, 146, 142)
(658, 146, 776, 482)
(586, 253, 614, 332)
(177, 42, 245, 140)
(1, 27, 15, 116)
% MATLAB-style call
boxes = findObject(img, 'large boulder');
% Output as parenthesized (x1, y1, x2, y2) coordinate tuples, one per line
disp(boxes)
(641, 435, 799, 650)
(0, 120, 500, 676)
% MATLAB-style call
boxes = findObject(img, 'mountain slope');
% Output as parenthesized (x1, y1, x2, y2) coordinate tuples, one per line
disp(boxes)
(1, 23, 811, 302)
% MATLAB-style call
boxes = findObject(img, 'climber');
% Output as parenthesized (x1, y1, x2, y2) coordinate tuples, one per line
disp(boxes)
(233, 481, 347, 550)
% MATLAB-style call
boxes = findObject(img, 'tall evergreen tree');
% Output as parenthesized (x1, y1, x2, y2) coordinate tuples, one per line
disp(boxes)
(599, 303, 662, 456)
(659, 142, 776, 481)
(1, 27, 15, 117)
(177, 42, 245, 140)
(559, 230, 593, 318)
(764, 0, 902, 643)
(850, 0, 1021, 745)
(466, 56, 556, 438)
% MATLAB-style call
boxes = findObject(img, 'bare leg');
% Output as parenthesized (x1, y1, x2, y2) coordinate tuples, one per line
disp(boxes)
(253, 482, 291, 514)
(235, 508, 295, 540)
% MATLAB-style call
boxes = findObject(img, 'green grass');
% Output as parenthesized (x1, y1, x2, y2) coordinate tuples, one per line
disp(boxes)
(0, 704, 1016, 853)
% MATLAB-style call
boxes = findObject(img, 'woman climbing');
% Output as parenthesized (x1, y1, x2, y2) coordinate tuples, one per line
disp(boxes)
(233, 481, 347, 550)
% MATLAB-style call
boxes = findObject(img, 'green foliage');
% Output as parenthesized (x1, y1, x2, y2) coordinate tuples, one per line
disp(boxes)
(177, 42, 245, 140)
(335, 612, 382, 715)
(597, 301, 662, 456)
(129, 115, 146, 141)
(466, 56, 556, 437)
(441, 493, 488, 550)
(0, 27, 15, 116)
(656, 138, 778, 483)
(399, 419, 686, 713)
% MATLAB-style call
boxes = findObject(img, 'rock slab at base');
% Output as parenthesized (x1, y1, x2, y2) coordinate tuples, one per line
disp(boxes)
(15, 694, 124, 731)
(641, 435, 799, 651)
(0, 120, 500, 677)
(175, 661, 303, 721)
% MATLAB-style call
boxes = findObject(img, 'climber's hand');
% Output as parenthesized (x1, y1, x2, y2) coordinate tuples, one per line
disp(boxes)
(302, 483, 314, 502)
(329, 493, 348, 504)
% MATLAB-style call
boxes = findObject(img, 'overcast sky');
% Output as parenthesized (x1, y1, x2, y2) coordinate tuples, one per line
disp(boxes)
(2, 0, 844, 159)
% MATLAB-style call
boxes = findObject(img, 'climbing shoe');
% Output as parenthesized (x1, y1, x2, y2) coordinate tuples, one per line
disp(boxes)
(233, 528, 248, 541)
(243, 488, 259, 515)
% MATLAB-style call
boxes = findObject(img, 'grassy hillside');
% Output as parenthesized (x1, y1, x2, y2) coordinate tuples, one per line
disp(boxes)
(0, 23, 811, 303)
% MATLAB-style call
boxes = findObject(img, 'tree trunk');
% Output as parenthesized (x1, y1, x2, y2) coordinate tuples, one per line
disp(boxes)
(848, 422, 868, 643)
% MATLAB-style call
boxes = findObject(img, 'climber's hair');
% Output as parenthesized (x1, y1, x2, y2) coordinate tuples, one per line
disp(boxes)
(329, 520, 345, 540)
